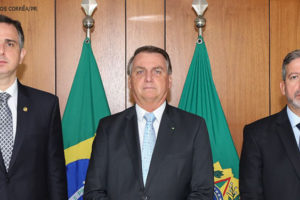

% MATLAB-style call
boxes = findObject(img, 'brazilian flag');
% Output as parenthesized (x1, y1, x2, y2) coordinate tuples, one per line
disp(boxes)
(179, 36, 240, 200)
(62, 38, 110, 200)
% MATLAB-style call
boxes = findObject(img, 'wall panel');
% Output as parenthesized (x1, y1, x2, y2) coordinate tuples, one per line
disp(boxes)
(166, 0, 196, 107)
(270, 0, 300, 114)
(205, 0, 269, 155)
(2, 0, 300, 157)
(0, 0, 55, 93)
(167, 0, 269, 155)
(56, 0, 125, 115)
(126, 0, 165, 106)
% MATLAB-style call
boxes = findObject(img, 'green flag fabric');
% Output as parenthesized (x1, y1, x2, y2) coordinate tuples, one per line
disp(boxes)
(178, 36, 240, 200)
(62, 38, 110, 200)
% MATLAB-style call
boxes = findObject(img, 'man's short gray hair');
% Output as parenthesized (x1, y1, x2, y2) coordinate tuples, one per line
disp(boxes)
(127, 45, 172, 76)
(282, 49, 300, 81)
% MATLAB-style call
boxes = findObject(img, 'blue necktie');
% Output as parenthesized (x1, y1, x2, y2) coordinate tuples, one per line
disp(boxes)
(0, 93, 13, 171)
(142, 113, 156, 185)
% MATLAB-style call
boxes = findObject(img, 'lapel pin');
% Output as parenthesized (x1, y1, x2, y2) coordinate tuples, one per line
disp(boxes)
(171, 127, 175, 130)
(23, 107, 28, 112)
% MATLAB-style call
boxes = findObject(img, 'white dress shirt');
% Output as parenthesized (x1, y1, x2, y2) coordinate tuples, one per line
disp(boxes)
(136, 102, 166, 151)
(286, 106, 300, 147)
(0, 79, 18, 141)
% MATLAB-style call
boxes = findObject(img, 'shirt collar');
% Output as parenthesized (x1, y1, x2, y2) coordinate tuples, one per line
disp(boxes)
(0, 79, 18, 97)
(136, 101, 166, 124)
(286, 106, 300, 128)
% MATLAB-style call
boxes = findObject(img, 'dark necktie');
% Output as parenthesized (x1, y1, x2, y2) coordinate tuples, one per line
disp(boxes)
(295, 123, 300, 151)
(0, 92, 13, 171)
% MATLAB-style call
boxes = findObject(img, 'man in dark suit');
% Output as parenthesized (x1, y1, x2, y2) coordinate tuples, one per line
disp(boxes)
(84, 46, 214, 200)
(0, 15, 67, 199)
(240, 49, 300, 200)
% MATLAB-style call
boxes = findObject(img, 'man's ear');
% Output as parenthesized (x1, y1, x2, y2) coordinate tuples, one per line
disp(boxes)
(19, 48, 26, 64)
(280, 81, 286, 96)
(168, 75, 172, 89)
(128, 76, 132, 89)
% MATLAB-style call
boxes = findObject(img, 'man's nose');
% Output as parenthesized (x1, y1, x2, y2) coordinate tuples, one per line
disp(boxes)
(0, 43, 5, 55)
(145, 71, 153, 82)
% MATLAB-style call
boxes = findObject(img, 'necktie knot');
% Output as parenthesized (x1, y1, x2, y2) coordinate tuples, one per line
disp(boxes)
(296, 123, 300, 130)
(144, 113, 155, 124)
(0, 92, 11, 103)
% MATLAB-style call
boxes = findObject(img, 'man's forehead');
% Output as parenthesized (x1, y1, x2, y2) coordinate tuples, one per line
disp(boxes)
(287, 58, 300, 72)
(133, 52, 166, 66)
(289, 57, 300, 65)
(134, 52, 165, 60)
(0, 23, 19, 38)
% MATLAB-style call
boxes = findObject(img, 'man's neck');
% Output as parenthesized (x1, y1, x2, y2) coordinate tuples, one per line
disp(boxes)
(287, 104, 300, 117)
(137, 102, 164, 112)
(0, 77, 17, 91)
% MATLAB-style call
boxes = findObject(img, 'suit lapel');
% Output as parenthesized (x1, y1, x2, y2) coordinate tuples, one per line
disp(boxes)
(276, 107, 300, 180)
(123, 107, 144, 188)
(145, 104, 175, 189)
(0, 151, 6, 173)
(9, 82, 30, 172)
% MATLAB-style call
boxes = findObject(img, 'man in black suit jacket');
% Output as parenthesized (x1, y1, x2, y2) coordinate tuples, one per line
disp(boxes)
(84, 46, 214, 200)
(0, 15, 67, 199)
(240, 49, 300, 200)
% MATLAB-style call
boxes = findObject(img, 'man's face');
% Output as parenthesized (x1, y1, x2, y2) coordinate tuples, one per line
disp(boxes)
(128, 52, 172, 111)
(0, 22, 26, 82)
(280, 58, 300, 113)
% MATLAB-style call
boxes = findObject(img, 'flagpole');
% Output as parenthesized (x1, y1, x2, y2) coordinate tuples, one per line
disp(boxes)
(184, 1, 240, 200)
(195, 15, 206, 37)
(81, 0, 98, 39)
(192, 0, 208, 40)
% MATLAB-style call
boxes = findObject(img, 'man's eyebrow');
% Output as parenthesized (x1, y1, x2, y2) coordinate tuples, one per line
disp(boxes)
(133, 66, 145, 70)
(288, 72, 300, 76)
(5, 39, 17, 43)
(133, 66, 165, 71)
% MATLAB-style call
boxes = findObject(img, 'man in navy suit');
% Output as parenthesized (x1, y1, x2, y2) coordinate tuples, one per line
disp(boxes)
(0, 15, 67, 199)
(84, 45, 214, 200)
(240, 49, 300, 199)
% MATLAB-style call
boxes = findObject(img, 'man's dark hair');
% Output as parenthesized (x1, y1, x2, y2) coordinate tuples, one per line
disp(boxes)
(282, 49, 300, 81)
(127, 45, 172, 75)
(0, 14, 24, 49)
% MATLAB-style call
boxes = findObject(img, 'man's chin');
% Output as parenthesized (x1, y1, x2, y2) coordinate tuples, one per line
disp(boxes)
(290, 100, 300, 110)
